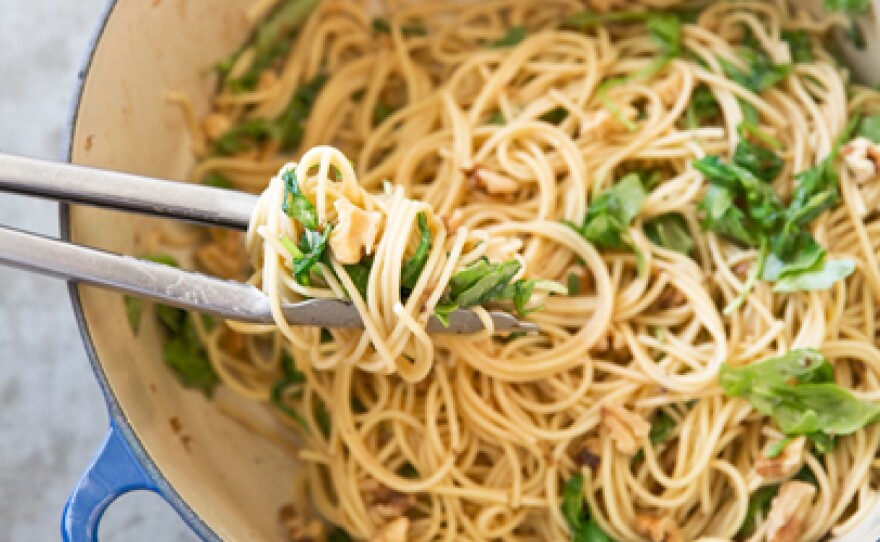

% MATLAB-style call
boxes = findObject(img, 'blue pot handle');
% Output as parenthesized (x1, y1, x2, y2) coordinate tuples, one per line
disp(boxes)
(61, 422, 158, 542)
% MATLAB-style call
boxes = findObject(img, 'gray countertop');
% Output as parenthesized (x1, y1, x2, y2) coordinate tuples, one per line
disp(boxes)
(0, 2, 196, 540)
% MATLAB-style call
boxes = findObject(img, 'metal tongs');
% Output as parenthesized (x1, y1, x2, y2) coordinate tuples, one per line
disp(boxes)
(0, 153, 536, 334)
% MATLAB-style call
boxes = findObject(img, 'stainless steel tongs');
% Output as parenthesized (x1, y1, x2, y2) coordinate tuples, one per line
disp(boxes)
(0, 153, 536, 334)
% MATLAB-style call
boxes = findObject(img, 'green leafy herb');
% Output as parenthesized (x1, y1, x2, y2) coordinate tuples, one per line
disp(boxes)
(824, 0, 871, 13)
(644, 213, 694, 256)
(561, 474, 616, 542)
(373, 101, 398, 124)
(281, 169, 319, 230)
(488, 109, 507, 125)
(567, 273, 582, 296)
(124, 296, 143, 333)
(685, 85, 719, 129)
(343, 260, 372, 300)
(290, 228, 332, 285)
(371, 18, 428, 36)
(451, 259, 521, 308)
(401, 212, 432, 290)
(219, 0, 320, 92)
(857, 115, 880, 143)
(845, 19, 867, 50)
(492, 26, 527, 48)
(772, 258, 855, 292)
(734, 127, 784, 182)
(562, 10, 651, 31)
(328, 529, 354, 542)
(764, 437, 794, 459)
(648, 410, 677, 446)
(433, 301, 458, 327)
(271, 353, 309, 429)
(782, 30, 814, 63)
(738, 485, 779, 536)
(277, 72, 328, 151)
(567, 173, 646, 251)
(540, 106, 568, 125)
(212, 118, 280, 156)
(315, 402, 331, 437)
(720, 349, 880, 449)
(162, 313, 219, 397)
(720, 45, 791, 94)
(646, 13, 682, 57)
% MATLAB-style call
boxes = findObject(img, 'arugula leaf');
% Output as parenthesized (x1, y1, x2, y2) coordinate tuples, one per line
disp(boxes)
(124, 296, 143, 333)
(762, 236, 825, 281)
(646, 13, 682, 57)
(162, 314, 219, 397)
(371, 18, 429, 36)
(734, 128, 784, 182)
(373, 101, 398, 124)
(772, 258, 855, 292)
(492, 26, 527, 48)
(218, 0, 319, 93)
(720, 46, 791, 93)
(511, 279, 538, 317)
(568, 173, 646, 251)
(738, 485, 779, 537)
(765, 437, 794, 459)
(488, 109, 507, 125)
(401, 212, 432, 289)
(328, 529, 354, 542)
(720, 349, 880, 445)
(857, 115, 880, 143)
(291, 228, 332, 284)
(277, 72, 327, 152)
(824, 0, 871, 13)
(540, 106, 568, 125)
(561, 474, 616, 541)
(453, 259, 521, 308)
(433, 301, 458, 327)
(271, 352, 309, 429)
(281, 169, 319, 230)
(567, 273, 582, 296)
(649, 410, 677, 445)
(212, 118, 280, 156)
(644, 213, 694, 256)
(562, 10, 651, 31)
(782, 30, 814, 63)
(343, 260, 372, 300)
(697, 184, 759, 246)
(685, 85, 719, 129)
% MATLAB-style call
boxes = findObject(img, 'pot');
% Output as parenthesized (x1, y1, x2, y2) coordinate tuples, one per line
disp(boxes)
(56, 0, 880, 541)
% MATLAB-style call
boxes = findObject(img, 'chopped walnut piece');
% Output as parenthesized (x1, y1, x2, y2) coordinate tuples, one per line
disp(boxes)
(201, 113, 232, 141)
(370, 517, 409, 542)
(474, 168, 519, 195)
(765, 481, 815, 542)
(361, 480, 415, 519)
(279, 505, 326, 542)
(601, 404, 650, 455)
(657, 287, 686, 309)
(329, 199, 383, 265)
(842, 137, 879, 184)
(582, 105, 638, 138)
(755, 436, 807, 484)
(635, 514, 684, 542)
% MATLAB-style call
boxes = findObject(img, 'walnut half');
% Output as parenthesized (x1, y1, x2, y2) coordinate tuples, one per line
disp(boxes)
(635, 514, 684, 542)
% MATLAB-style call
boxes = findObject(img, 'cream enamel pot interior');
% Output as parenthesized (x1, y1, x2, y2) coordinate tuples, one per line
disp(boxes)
(58, 0, 880, 541)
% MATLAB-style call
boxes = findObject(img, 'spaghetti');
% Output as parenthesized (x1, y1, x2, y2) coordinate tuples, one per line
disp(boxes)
(163, 0, 880, 540)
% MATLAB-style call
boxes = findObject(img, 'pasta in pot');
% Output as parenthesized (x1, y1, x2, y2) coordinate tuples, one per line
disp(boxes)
(151, 0, 880, 540)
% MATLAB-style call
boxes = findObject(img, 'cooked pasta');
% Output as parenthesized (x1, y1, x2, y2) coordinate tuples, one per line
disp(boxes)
(157, 0, 880, 540)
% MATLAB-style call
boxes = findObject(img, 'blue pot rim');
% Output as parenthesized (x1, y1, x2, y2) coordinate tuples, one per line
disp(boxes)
(60, 1, 221, 539)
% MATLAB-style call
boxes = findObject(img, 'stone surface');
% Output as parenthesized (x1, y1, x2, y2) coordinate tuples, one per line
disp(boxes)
(0, 2, 197, 540)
